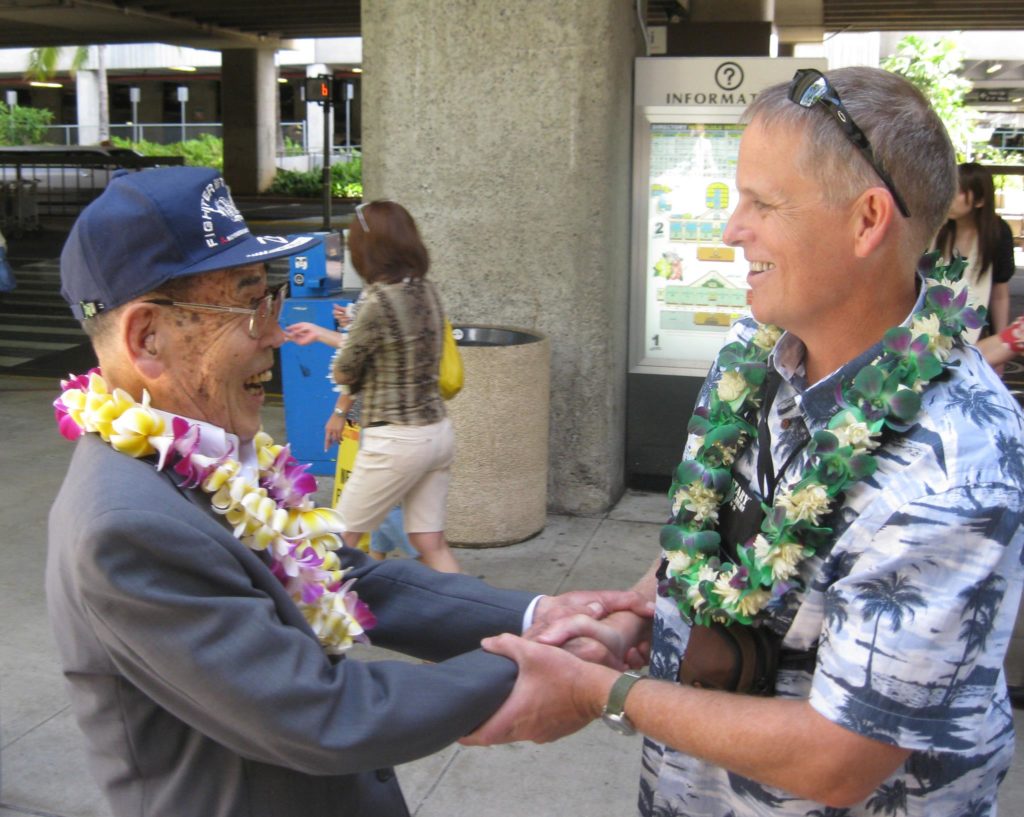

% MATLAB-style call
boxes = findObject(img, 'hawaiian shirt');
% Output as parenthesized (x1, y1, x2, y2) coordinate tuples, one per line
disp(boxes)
(640, 294, 1024, 816)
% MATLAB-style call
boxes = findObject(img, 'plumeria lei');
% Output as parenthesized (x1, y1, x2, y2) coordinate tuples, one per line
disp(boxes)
(660, 252, 981, 627)
(53, 369, 376, 655)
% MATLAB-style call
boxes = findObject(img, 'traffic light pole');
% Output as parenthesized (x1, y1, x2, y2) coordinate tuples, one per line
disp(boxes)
(322, 93, 332, 232)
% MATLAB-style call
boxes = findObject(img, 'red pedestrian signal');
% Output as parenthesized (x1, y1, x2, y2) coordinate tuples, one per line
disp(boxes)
(305, 76, 333, 102)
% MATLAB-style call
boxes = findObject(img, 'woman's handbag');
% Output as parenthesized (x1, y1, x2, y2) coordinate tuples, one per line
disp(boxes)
(438, 319, 464, 400)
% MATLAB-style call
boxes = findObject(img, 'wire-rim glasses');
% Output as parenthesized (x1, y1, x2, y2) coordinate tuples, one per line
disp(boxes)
(787, 69, 911, 218)
(144, 281, 289, 339)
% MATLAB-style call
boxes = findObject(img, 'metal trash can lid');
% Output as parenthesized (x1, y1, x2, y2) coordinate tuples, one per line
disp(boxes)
(452, 326, 542, 347)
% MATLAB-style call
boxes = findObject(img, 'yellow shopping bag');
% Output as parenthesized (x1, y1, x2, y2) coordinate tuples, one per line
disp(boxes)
(332, 421, 371, 552)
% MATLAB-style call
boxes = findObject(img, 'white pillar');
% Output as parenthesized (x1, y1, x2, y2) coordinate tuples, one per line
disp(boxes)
(76, 70, 101, 145)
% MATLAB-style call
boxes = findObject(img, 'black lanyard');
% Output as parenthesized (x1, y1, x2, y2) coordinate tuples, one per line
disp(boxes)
(756, 369, 805, 505)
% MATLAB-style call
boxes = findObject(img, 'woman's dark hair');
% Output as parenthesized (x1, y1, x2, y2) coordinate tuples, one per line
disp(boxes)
(935, 162, 1002, 278)
(349, 200, 429, 284)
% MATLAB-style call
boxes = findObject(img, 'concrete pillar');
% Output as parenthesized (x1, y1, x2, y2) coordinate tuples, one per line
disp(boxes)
(363, 1, 639, 514)
(76, 70, 101, 145)
(220, 48, 278, 194)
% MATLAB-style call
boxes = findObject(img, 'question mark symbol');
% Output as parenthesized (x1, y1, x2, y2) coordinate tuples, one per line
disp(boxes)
(716, 62, 743, 91)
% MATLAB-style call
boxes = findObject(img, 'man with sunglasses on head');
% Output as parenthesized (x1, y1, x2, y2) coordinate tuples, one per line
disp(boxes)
(462, 67, 1024, 815)
(45, 166, 651, 817)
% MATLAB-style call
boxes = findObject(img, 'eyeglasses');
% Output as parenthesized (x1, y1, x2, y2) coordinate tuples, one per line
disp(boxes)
(144, 281, 289, 339)
(787, 69, 911, 218)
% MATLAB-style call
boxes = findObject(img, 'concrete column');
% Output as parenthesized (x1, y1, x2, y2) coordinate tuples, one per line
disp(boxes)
(363, 0, 639, 514)
(220, 48, 278, 194)
(76, 70, 100, 145)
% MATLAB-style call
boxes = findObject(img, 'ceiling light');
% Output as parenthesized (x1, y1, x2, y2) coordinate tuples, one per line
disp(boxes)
(277, 77, 288, 84)
(169, 65, 197, 72)
(986, 62, 1003, 74)
(29, 81, 63, 88)
(1013, 97, 1023, 104)
(351, 67, 363, 73)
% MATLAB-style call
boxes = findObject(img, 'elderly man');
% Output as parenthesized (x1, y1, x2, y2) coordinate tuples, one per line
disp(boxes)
(46, 166, 649, 817)
(465, 67, 1024, 815)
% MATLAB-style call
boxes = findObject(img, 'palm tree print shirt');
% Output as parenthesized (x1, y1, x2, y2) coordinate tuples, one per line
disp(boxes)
(640, 287, 1024, 817)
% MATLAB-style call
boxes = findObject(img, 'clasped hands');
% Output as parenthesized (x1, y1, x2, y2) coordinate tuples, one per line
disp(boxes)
(460, 589, 653, 748)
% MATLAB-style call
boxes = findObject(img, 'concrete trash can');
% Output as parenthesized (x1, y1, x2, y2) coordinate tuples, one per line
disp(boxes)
(445, 325, 550, 547)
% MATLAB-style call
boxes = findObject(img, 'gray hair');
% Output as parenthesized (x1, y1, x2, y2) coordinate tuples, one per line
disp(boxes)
(743, 66, 956, 246)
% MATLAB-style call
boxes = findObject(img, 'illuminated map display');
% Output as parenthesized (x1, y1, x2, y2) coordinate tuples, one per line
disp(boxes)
(641, 122, 750, 370)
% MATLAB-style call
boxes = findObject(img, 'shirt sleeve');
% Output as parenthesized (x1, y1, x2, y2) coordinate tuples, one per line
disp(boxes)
(808, 484, 1024, 752)
(332, 289, 380, 389)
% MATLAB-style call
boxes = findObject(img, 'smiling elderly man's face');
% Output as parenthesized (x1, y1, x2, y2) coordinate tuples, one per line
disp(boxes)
(148, 263, 284, 442)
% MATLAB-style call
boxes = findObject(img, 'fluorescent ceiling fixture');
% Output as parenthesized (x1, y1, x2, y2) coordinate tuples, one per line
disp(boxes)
(169, 65, 198, 72)
(1013, 97, 1023, 103)
(277, 77, 288, 83)
(351, 67, 363, 73)
(29, 81, 63, 88)
(986, 63, 1004, 74)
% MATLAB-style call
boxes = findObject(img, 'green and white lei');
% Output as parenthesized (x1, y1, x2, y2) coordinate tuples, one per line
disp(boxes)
(659, 252, 981, 626)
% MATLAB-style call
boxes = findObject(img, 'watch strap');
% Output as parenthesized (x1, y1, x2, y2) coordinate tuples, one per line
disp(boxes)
(605, 669, 645, 718)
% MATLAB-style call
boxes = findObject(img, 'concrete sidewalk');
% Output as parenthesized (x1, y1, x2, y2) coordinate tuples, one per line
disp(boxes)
(1, 375, 1022, 817)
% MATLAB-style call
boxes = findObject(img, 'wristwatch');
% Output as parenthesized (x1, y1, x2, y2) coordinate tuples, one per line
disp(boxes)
(601, 669, 645, 735)
(333, 407, 346, 416)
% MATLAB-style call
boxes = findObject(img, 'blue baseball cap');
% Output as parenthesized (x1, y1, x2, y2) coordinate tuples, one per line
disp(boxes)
(61, 166, 321, 320)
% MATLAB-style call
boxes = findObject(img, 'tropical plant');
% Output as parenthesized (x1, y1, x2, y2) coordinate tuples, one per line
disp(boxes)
(0, 100, 54, 145)
(25, 45, 109, 143)
(882, 34, 974, 160)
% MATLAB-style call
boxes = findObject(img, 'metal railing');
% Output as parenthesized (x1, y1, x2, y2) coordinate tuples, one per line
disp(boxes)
(0, 146, 185, 228)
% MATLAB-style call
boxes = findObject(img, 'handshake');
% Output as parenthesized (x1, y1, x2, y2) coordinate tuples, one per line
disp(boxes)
(461, 587, 655, 747)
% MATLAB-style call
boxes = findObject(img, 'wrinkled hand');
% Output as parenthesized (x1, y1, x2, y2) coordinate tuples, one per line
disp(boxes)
(533, 589, 653, 629)
(529, 590, 652, 670)
(324, 413, 347, 451)
(460, 634, 612, 746)
(286, 321, 325, 346)
(529, 609, 652, 670)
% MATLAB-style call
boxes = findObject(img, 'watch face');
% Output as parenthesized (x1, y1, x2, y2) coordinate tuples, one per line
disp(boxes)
(601, 711, 636, 736)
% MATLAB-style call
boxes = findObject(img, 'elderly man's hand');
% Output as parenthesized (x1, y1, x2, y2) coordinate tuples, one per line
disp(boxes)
(459, 634, 614, 746)
(532, 589, 653, 628)
(529, 609, 652, 670)
(529, 592, 653, 670)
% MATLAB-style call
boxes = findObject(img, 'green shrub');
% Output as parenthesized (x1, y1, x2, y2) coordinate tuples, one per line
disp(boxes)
(110, 133, 223, 170)
(0, 101, 54, 145)
(266, 154, 362, 198)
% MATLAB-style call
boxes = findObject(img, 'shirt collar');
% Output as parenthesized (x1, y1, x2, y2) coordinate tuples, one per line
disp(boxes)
(148, 408, 260, 480)
(770, 272, 928, 424)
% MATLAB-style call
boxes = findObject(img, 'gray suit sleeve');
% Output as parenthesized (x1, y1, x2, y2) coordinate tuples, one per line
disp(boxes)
(74, 507, 525, 774)
(339, 550, 536, 661)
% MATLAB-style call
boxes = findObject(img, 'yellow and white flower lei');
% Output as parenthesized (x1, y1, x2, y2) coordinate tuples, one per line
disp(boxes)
(54, 370, 372, 654)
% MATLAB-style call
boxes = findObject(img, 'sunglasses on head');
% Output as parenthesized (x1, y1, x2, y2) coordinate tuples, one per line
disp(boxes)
(787, 69, 911, 218)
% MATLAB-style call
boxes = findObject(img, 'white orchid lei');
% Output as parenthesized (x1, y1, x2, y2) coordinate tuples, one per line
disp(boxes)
(53, 369, 375, 655)
(661, 252, 981, 626)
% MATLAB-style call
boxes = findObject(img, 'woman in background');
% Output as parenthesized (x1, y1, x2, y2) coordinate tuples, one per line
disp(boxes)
(934, 162, 1015, 344)
(291, 201, 459, 573)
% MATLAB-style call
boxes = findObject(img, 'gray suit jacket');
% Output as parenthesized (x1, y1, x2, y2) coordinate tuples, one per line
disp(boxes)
(47, 434, 534, 817)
